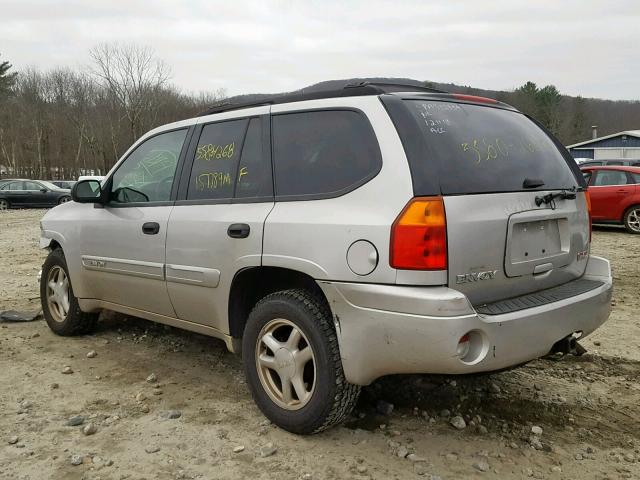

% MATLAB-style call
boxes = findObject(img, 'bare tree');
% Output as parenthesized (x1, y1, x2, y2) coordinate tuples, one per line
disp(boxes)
(89, 43, 171, 143)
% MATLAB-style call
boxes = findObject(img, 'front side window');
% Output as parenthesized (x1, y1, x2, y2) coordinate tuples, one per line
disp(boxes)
(272, 110, 382, 198)
(110, 129, 187, 204)
(592, 170, 629, 186)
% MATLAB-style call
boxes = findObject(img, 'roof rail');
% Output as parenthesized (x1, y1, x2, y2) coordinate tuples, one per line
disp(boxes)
(199, 81, 448, 117)
(344, 81, 447, 94)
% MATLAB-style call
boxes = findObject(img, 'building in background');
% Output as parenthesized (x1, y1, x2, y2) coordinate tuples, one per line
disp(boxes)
(568, 126, 640, 165)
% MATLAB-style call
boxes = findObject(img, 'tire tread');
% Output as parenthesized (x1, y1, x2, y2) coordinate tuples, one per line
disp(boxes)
(248, 288, 360, 433)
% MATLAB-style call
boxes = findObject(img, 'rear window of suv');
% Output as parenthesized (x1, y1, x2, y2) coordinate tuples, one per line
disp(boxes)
(397, 100, 579, 195)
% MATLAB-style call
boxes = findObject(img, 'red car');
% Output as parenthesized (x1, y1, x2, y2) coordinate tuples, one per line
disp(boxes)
(581, 166, 640, 233)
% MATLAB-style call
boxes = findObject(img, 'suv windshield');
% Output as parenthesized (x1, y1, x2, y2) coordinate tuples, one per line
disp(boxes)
(402, 100, 579, 195)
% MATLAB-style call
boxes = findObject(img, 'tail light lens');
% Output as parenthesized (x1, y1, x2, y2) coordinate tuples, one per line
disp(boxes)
(584, 190, 592, 242)
(390, 197, 447, 270)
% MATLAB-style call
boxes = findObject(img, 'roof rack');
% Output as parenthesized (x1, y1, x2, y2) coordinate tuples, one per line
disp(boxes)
(344, 80, 447, 94)
(199, 81, 447, 117)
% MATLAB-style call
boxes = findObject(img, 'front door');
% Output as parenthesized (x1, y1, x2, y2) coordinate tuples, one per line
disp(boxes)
(77, 128, 189, 317)
(165, 112, 274, 332)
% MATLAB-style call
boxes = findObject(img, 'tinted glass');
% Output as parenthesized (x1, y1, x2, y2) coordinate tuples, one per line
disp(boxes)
(2, 182, 22, 191)
(593, 170, 629, 186)
(403, 100, 578, 194)
(111, 129, 187, 203)
(582, 171, 592, 184)
(236, 118, 273, 199)
(632, 172, 640, 183)
(24, 181, 42, 191)
(187, 119, 248, 200)
(272, 110, 381, 198)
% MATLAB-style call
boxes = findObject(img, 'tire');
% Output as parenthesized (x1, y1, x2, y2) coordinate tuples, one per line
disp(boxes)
(40, 248, 98, 336)
(0, 198, 9, 210)
(58, 196, 71, 205)
(623, 206, 640, 234)
(242, 288, 360, 434)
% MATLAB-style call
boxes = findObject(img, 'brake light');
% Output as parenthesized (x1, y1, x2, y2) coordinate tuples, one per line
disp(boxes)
(585, 190, 592, 242)
(452, 94, 498, 104)
(390, 197, 447, 270)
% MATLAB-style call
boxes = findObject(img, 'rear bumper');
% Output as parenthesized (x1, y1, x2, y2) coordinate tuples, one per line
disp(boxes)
(317, 255, 612, 386)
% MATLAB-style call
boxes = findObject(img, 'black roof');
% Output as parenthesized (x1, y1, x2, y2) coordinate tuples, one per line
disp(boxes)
(199, 81, 447, 116)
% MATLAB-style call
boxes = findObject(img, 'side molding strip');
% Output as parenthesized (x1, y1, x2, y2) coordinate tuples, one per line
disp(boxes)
(166, 264, 221, 288)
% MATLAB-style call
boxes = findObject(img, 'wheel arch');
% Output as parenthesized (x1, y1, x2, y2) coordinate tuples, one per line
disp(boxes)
(622, 202, 640, 223)
(228, 266, 331, 341)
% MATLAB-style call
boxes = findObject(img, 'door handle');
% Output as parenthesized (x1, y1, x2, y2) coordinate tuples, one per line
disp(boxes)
(227, 223, 250, 239)
(142, 222, 160, 235)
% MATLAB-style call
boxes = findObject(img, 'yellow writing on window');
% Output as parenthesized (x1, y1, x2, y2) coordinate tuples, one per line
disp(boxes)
(196, 143, 235, 161)
(460, 137, 538, 165)
(196, 172, 232, 190)
(238, 166, 248, 183)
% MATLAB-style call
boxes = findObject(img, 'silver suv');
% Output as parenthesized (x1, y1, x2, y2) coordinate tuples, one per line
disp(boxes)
(39, 82, 613, 434)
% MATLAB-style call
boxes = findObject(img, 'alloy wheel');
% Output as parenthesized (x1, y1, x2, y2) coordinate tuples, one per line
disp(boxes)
(255, 318, 316, 410)
(627, 208, 640, 233)
(46, 266, 70, 322)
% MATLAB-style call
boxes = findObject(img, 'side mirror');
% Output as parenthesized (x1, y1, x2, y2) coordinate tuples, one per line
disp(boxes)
(71, 179, 103, 203)
(40, 188, 48, 193)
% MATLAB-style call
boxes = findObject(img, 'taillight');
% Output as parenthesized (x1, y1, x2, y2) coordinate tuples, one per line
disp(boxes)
(584, 190, 592, 242)
(451, 93, 498, 104)
(390, 196, 447, 270)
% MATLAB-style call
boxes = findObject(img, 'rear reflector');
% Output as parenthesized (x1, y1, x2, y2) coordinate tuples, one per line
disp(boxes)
(390, 197, 447, 270)
(452, 93, 498, 104)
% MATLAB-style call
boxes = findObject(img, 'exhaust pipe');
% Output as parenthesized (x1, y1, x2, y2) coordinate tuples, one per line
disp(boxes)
(550, 335, 587, 356)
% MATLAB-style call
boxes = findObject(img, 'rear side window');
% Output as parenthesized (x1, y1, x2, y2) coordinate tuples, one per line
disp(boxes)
(187, 119, 248, 200)
(186, 118, 272, 201)
(272, 110, 381, 199)
(631, 172, 640, 183)
(592, 170, 629, 186)
(399, 100, 579, 194)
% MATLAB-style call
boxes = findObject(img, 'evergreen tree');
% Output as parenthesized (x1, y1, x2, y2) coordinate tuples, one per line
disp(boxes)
(0, 54, 18, 99)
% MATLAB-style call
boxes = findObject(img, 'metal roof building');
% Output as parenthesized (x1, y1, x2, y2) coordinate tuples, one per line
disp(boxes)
(568, 128, 640, 162)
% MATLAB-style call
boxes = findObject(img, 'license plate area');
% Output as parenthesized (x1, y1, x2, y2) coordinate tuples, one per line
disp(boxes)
(505, 211, 571, 277)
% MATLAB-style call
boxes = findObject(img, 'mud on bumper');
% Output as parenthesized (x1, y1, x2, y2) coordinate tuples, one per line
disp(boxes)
(317, 255, 612, 386)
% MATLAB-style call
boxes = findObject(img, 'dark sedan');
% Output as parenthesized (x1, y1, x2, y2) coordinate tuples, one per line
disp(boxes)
(0, 179, 71, 210)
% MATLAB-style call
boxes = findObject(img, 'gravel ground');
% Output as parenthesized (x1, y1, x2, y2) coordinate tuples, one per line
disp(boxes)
(0, 209, 639, 480)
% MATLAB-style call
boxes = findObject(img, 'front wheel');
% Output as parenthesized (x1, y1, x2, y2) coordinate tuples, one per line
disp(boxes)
(624, 206, 640, 234)
(242, 289, 360, 434)
(40, 248, 98, 335)
(58, 196, 71, 205)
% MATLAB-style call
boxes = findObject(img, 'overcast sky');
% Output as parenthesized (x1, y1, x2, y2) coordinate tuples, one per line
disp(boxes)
(1, 0, 639, 100)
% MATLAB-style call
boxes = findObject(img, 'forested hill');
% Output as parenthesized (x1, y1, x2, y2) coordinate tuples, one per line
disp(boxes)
(229, 77, 640, 146)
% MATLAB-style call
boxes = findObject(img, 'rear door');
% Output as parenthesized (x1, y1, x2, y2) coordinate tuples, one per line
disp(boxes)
(588, 169, 632, 221)
(0, 181, 28, 206)
(165, 109, 274, 332)
(392, 98, 588, 306)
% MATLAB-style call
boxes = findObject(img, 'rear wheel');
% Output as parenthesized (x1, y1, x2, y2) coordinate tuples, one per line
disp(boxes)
(40, 248, 98, 335)
(623, 206, 640, 234)
(0, 199, 9, 210)
(242, 289, 360, 434)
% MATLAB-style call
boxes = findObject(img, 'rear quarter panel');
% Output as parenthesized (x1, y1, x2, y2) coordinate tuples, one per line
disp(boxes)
(263, 97, 413, 284)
